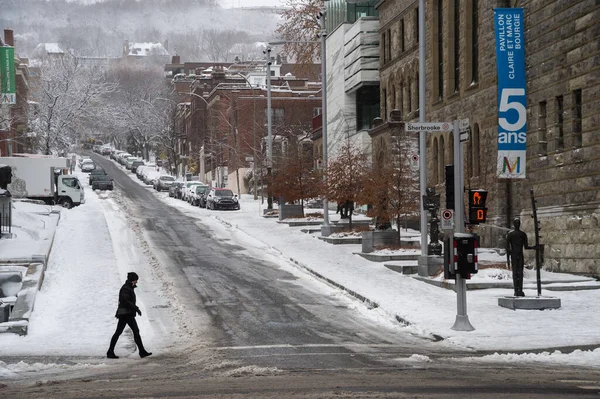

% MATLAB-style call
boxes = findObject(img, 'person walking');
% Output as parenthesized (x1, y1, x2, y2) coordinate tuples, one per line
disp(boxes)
(107, 272, 152, 359)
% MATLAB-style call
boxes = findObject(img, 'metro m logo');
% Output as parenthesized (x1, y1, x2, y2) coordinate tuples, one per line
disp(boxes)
(503, 157, 521, 174)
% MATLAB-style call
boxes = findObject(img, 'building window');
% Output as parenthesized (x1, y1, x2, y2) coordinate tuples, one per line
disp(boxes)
(454, 0, 460, 93)
(471, 0, 479, 84)
(407, 80, 412, 113)
(265, 108, 285, 126)
(572, 89, 582, 148)
(415, 7, 419, 44)
(387, 28, 392, 62)
(556, 95, 564, 150)
(382, 32, 387, 62)
(538, 101, 548, 155)
(472, 124, 480, 176)
(435, 0, 444, 100)
(382, 88, 387, 121)
(357, 85, 380, 130)
(415, 72, 419, 114)
(400, 19, 405, 52)
(391, 85, 396, 110)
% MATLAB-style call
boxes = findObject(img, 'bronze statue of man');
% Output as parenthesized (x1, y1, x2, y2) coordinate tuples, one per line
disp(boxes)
(506, 217, 536, 297)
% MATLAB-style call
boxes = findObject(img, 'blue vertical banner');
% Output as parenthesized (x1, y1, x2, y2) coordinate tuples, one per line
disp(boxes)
(494, 8, 527, 178)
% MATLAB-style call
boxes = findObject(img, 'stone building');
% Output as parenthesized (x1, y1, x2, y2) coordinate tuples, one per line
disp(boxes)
(375, 0, 600, 276)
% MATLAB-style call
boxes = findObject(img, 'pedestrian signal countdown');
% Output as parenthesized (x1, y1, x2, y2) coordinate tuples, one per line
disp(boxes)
(468, 189, 488, 224)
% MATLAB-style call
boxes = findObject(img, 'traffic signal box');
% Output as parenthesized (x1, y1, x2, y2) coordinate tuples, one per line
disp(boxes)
(468, 189, 488, 224)
(444, 233, 479, 279)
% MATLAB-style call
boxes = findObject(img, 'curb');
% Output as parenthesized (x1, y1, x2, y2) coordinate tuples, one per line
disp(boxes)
(0, 208, 61, 335)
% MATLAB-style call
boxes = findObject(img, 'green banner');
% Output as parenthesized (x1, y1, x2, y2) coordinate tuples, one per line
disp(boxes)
(0, 46, 16, 105)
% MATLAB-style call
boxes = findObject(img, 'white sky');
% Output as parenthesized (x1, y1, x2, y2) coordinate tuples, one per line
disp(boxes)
(226, 0, 285, 7)
(1, 155, 599, 379)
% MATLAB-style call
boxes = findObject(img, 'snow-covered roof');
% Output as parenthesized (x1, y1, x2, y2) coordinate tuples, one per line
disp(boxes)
(128, 42, 169, 57)
(34, 43, 64, 55)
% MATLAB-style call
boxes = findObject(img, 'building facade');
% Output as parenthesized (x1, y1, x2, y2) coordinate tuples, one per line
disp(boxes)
(325, 0, 380, 159)
(376, 0, 600, 276)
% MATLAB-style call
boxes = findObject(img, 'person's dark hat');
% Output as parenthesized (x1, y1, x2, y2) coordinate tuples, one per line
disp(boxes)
(127, 272, 139, 282)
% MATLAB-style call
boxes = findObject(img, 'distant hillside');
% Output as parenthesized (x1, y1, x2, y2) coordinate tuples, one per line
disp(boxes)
(1, 0, 282, 62)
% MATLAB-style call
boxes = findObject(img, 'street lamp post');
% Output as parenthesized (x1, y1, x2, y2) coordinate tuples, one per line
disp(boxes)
(319, 7, 329, 227)
(418, 0, 428, 256)
(265, 47, 274, 209)
(232, 72, 259, 200)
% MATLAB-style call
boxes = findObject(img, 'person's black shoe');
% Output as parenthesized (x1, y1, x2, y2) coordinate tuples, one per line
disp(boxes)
(140, 351, 152, 358)
(107, 351, 119, 359)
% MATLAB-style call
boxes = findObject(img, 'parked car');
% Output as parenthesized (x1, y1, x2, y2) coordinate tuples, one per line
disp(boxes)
(206, 188, 240, 210)
(91, 175, 114, 190)
(154, 175, 176, 191)
(188, 184, 209, 206)
(101, 146, 112, 156)
(136, 163, 155, 180)
(131, 160, 145, 173)
(125, 156, 139, 170)
(143, 169, 161, 185)
(81, 160, 96, 172)
(88, 168, 107, 185)
(181, 181, 203, 202)
(169, 181, 185, 198)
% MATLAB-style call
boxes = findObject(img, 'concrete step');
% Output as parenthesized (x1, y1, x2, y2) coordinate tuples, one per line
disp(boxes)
(356, 252, 421, 262)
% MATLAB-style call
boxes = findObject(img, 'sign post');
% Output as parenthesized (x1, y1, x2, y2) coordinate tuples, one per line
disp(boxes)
(441, 209, 454, 230)
(452, 119, 475, 331)
(0, 46, 16, 105)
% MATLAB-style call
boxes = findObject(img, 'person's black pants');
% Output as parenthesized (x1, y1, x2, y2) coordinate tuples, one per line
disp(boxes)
(108, 315, 147, 354)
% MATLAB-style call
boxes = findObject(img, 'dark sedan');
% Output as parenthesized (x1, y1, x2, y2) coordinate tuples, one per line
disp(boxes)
(91, 175, 114, 190)
(88, 168, 107, 185)
(206, 188, 240, 210)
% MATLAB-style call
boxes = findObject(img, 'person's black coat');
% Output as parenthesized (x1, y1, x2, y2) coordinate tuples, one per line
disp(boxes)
(115, 281, 139, 318)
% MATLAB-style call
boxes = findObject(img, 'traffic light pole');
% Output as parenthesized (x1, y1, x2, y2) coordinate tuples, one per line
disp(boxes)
(452, 119, 475, 331)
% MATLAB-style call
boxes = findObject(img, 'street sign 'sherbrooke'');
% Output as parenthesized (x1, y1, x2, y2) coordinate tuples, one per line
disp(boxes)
(405, 122, 452, 132)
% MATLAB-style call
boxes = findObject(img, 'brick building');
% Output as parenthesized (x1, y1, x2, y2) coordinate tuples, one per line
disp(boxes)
(171, 66, 321, 192)
(0, 29, 30, 156)
(375, 0, 600, 276)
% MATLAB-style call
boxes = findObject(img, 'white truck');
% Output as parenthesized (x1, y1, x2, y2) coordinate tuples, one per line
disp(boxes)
(0, 156, 85, 208)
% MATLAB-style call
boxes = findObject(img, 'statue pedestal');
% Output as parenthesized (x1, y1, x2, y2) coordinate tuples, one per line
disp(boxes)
(498, 296, 561, 310)
(417, 255, 444, 277)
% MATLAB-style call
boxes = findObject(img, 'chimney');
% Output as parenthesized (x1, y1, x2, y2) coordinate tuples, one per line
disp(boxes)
(172, 55, 181, 64)
(4, 29, 14, 47)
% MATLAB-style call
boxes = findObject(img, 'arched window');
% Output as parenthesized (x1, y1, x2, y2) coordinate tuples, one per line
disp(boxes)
(398, 81, 404, 118)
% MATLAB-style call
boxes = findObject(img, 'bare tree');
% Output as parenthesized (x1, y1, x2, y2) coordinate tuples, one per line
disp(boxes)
(275, 0, 323, 73)
(359, 133, 420, 241)
(325, 142, 370, 230)
(271, 139, 320, 216)
(29, 53, 118, 155)
(106, 64, 173, 160)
